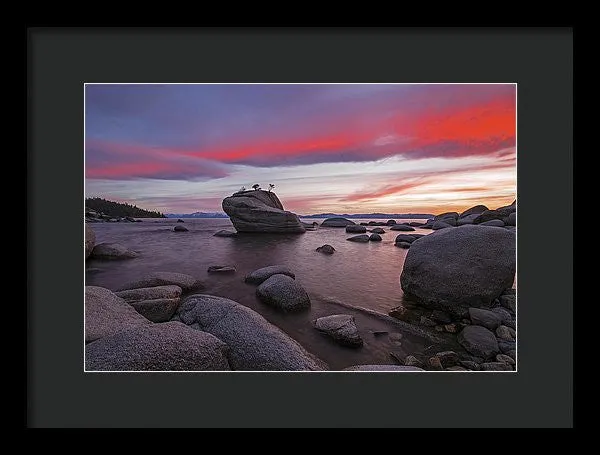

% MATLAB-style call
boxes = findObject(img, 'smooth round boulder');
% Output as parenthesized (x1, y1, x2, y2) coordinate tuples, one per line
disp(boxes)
(395, 241, 412, 249)
(369, 233, 382, 241)
(343, 365, 425, 371)
(85, 322, 230, 371)
(177, 294, 326, 370)
(174, 225, 188, 232)
(314, 314, 363, 347)
(499, 294, 516, 313)
(347, 234, 370, 243)
(85, 224, 96, 259)
(316, 244, 335, 254)
(321, 217, 355, 227)
(390, 224, 416, 231)
(346, 225, 367, 233)
(395, 234, 417, 243)
(85, 286, 151, 343)
(256, 274, 310, 311)
(91, 243, 138, 260)
(244, 265, 295, 284)
(116, 272, 203, 293)
(457, 325, 499, 359)
(386, 220, 397, 225)
(506, 212, 516, 226)
(370, 227, 385, 234)
(432, 220, 453, 230)
(456, 214, 479, 226)
(400, 225, 516, 312)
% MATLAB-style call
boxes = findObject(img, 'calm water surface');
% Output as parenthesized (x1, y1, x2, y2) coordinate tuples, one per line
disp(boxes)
(86, 218, 458, 369)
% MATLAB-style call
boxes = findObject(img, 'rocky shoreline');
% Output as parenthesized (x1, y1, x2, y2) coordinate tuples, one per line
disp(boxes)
(84, 192, 516, 372)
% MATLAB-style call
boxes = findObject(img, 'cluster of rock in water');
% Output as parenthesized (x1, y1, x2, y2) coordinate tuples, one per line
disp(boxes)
(85, 190, 517, 371)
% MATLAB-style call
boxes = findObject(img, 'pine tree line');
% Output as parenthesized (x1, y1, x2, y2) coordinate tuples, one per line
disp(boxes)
(85, 197, 166, 218)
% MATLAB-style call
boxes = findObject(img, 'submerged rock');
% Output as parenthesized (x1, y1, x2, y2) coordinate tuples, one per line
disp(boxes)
(369, 233, 382, 241)
(85, 322, 230, 371)
(370, 227, 386, 234)
(85, 286, 152, 343)
(395, 241, 412, 249)
(116, 271, 203, 293)
(314, 314, 363, 347)
(347, 234, 370, 243)
(177, 294, 326, 370)
(390, 224, 416, 231)
(400, 225, 516, 314)
(346, 225, 367, 233)
(256, 274, 310, 311)
(316, 244, 336, 254)
(207, 265, 236, 273)
(244, 265, 295, 284)
(213, 229, 237, 237)
(91, 243, 138, 260)
(222, 189, 305, 233)
(173, 225, 188, 232)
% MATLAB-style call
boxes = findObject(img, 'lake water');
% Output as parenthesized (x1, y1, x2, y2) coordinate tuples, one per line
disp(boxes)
(86, 218, 461, 370)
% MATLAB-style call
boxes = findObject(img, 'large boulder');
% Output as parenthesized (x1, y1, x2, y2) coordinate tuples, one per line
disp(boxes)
(244, 265, 295, 284)
(116, 272, 203, 293)
(506, 212, 516, 226)
(91, 243, 138, 260)
(400, 225, 516, 314)
(85, 322, 231, 371)
(222, 190, 305, 233)
(177, 294, 326, 370)
(435, 211, 459, 220)
(256, 274, 310, 311)
(346, 225, 367, 233)
(473, 203, 516, 224)
(314, 314, 363, 347)
(459, 205, 489, 218)
(432, 220, 454, 230)
(85, 224, 96, 259)
(321, 217, 356, 227)
(456, 214, 479, 226)
(85, 286, 151, 343)
(369, 233, 382, 241)
(469, 307, 502, 330)
(481, 219, 505, 227)
(370, 227, 386, 234)
(115, 285, 182, 303)
(130, 298, 181, 322)
(395, 234, 418, 243)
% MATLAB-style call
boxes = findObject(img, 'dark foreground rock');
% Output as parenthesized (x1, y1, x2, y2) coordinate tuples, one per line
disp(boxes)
(395, 241, 412, 249)
(369, 233, 382, 241)
(321, 217, 356, 227)
(85, 322, 231, 371)
(85, 224, 96, 259)
(91, 243, 138, 260)
(481, 362, 513, 371)
(432, 220, 454, 230)
(314, 314, 363, 347)
(256, 274, 310, 311)
(244, 265, 295, 284)
(213, 229, 237, 237)
(316, 244, 335, 254)
(347, 234, 370, 243)
(177, 294, 326, 370)
(459, 205, 489, 218)
(116, 272, 203, 293)
(130, 298, 181, 322)
(480, 219, 505, 227)
(346, 225, 367, 233)
(400, 225, 516, 314)
(469, 307, 502, 330)
(343, 365, 425, 371)
(458, 325, 499, 359)
(115, 285, 182, 303)
(222, 190, 305, 233)
(85, 286, 151, 343)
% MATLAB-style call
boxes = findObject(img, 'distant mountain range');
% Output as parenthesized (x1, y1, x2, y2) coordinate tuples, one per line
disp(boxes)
(165, 212, 229, 218)
(299, 213, 434, 219)
(166, 211, 434, 219)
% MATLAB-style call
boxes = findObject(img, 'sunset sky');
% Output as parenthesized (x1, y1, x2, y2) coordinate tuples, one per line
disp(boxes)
(85, 84, 516, 215)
